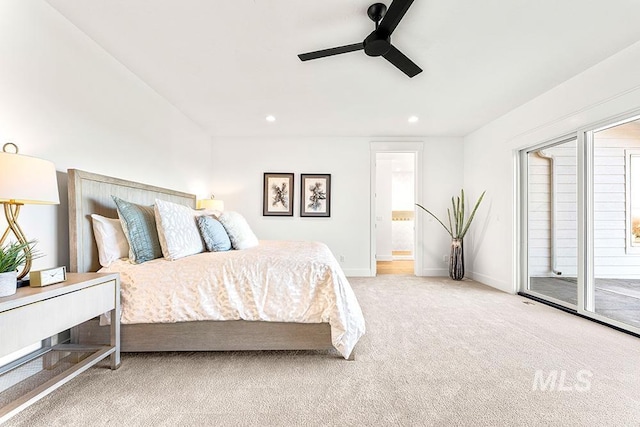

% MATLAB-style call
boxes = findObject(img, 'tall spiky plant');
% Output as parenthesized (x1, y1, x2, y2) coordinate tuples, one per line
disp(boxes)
(416, 189, 486, 239)
(0, 240, 41, 274)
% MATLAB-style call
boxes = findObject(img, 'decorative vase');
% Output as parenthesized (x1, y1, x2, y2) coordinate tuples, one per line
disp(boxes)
(0, 271, 18, 297)
(449, 238, 464, 281)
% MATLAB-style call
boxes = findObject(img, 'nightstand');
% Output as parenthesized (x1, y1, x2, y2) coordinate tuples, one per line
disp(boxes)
(0, 272, 120, 423)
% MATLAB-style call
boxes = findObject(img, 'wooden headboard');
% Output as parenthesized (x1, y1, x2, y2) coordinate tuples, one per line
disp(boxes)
(68, 169, 196, 273)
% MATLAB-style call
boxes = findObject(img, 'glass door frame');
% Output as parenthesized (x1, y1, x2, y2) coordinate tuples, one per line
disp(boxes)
(519, 110, 640, 336)
(519, 134, 579, 311)
(579, 114, 640, 335)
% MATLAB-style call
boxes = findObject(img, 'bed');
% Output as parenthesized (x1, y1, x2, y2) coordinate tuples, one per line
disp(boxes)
(68, 169, 364, 359)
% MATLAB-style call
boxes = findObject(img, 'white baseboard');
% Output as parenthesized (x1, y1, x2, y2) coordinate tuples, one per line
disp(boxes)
(420, 267, 448, 276)
(376, 255, 393, 261)
(468, 271, 515, 294)
(343, 266, 515, 292)
(343, 268, 374, 277)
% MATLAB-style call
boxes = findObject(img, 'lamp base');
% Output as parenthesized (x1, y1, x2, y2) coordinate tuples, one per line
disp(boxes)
(17, 278, 30, 288)
(1, 201, 33, 280)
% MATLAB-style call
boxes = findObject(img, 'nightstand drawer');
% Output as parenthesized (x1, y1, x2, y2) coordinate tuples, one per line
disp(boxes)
(0, 279, 116, 358)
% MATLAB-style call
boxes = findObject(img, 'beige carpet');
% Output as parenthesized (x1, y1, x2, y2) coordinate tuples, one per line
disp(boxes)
(6, 276, 640, 426)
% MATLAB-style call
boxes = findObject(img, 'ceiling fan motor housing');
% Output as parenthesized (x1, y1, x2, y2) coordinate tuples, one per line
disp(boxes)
(364, 31, 391, 57)
(365, 3, 391, 57)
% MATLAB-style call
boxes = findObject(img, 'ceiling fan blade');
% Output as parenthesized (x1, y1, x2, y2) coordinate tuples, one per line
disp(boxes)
(298, 43, 364, 61)
(378, 0, 415, 36)
(382, 45, 422, 77)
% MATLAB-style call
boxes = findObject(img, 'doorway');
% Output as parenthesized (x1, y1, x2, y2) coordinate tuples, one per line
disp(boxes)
(373, 151, 417, 275)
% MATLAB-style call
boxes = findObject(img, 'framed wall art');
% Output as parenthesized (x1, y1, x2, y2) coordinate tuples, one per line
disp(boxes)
(300, 174, 331, 217)
(263, 172, 294, 216)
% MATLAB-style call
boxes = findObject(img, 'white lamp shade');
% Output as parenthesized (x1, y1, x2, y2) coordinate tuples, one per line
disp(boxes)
(0, 152, 60, 204)
(197, 198, 224, 211)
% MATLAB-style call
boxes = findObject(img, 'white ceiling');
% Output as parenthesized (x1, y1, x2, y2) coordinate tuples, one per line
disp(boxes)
(46, 0, 640, 138)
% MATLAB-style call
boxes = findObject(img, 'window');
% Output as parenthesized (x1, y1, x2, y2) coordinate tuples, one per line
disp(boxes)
(626, 149, 640, 252)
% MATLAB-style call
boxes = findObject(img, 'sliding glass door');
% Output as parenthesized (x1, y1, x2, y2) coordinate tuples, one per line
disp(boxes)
(589, 119, 640, 329)
(523, 137, 578, 308)
(521, 115, 640, 334)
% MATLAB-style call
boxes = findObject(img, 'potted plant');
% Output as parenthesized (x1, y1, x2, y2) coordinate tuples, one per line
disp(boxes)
(416, 189, 485, 280)
(0, 240, 39, 297)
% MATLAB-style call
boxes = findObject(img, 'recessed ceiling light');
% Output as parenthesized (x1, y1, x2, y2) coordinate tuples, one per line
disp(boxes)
(266, 115, 276, 122)
(408, 115, 419, 123)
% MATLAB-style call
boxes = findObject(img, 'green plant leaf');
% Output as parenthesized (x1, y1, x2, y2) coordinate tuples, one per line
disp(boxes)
(416, 189, 486, 240)
(459, 190, 486, 238)
(0, 240, 42, 273)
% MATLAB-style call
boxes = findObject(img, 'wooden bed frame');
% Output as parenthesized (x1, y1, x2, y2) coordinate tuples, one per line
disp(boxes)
(68, 169, 334, 353)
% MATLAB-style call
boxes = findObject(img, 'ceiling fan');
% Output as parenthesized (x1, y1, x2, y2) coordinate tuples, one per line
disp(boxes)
(298, 0, 422, 78)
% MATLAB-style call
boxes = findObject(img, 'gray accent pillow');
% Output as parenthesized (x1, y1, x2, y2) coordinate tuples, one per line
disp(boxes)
(196, 215, 232, 252)
(112, 196, 162, 263)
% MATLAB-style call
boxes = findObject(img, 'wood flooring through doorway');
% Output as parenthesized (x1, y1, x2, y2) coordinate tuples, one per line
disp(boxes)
(376, 260, 414, 275)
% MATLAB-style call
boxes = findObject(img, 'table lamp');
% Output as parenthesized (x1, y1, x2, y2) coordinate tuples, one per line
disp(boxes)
(0, 143, 60, 279)
(197, 195, 224, 212)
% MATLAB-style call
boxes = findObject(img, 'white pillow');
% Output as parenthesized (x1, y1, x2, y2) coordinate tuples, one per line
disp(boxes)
(198, 208, 222, 218)
(91, 214, 130, 267)
(154, 199, 205, 260)
(218, 211, 259, 250)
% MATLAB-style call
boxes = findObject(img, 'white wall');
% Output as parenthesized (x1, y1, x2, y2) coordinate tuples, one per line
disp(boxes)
(419, 139, 466, 276)
(375, 156, 393, 262)
(464, 40, 640, 293)
(0, 0, 211, 272)
(391, 164, 415, 255)
(211, 137, 463, 276)
(392, 170, 415, 210)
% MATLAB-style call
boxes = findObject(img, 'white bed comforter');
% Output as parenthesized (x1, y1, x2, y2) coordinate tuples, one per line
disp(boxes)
(100, 240, 365, 358)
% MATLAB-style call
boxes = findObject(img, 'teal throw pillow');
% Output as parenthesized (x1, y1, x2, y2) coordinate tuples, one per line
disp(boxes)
(112, 196, 163, 263)
(197, 215, 232, 252)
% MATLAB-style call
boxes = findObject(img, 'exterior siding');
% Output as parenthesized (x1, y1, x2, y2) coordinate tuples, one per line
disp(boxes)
(593, 138, 640, 278)
(528, 141, 578, 277)
(529, 137, 640, 278)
